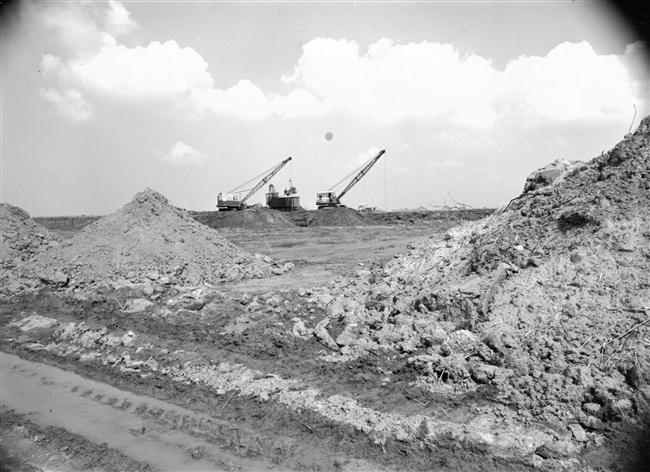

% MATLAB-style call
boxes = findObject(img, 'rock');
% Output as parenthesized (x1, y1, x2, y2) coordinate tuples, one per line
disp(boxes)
(535, 440, 577, 459)
(582, 403, 601, 415)
(159, 276, 172, 285)
(39, 270, 68, 287)
(166, 289, 207, 311)
(606, 398, 634, 420)
(441, 330, 478, 355)
(313, 319, 338, 350)
(142, 285, 155, 297)
(224, 266, 242, 281)
(569, 424, 587, 442)
(531, 454, 545, 469)
(121, 331, 138, 347)
(182, 267, 202, 286)
(246, 300, 263, 312)
(336, 324, 358, 347)
(318, 293, 334, 305)
(124, 298, 155, 312)
(470, 363, 499, 384)
(523, 159, 581, 193)
(579, 415, 604, 430)
(292, 320, 310, 339)
(418, 325, 447, 347)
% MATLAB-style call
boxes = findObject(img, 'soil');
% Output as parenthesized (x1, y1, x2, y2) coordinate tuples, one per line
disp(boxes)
(1, 117, 649, 472)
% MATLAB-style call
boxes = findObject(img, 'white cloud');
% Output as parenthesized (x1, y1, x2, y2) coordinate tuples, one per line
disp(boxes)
(282, 37, 501, 125)
(279, 37, 644, 126)
(39, 2, 104, 53)
(35, 1, 645, 128)
(163, 141, 202, 164)
(37, 2, 271, 121)
(270, 89, 324, 118)
(71, 39, 213, 99)
(105, 0, 138, 37)
(192, 80, 271, 120)
(502, 41, 638, 122)
(39, 87, 94, 122)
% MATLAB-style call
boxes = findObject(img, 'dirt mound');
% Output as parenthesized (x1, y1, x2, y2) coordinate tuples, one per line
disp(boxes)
(366, 208, 494, 226)
(289, 207, 374, 227)
(313, 117, 650, 469)
(191, 207, 297, 230)
(1, 203, 61, 268)
(27, 189, 272, 290)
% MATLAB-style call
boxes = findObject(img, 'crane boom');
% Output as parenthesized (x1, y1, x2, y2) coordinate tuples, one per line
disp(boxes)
(240, 157, 292, 206)
(217, 157, 292, 210)
(337, 150, 385, 202)
(316, 149, 386, 209)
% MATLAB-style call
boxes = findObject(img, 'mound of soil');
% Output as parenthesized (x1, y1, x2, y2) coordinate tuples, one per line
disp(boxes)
(289, 207, 374, 227)
(366, 208, 494, 226)
(0, 203, 61, 268)
(33, 215, 102, 238)
(191, 207, 297, 229)
(26, 189, 272, 290)
(313, 117, 650, 469)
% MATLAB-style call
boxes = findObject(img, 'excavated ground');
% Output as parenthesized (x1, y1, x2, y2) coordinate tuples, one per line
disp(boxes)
(2, 118, 649, 472)
(2, 212, 496, 472)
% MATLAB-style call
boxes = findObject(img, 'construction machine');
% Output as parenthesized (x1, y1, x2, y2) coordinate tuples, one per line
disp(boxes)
(266, 179, 300, 211)
(316, 149, 386, 209)
(217, 157, 292, 211)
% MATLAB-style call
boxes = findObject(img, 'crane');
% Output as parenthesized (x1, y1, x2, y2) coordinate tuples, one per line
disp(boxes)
(316, 149, 386, 209)
(217, 157, 292, 211)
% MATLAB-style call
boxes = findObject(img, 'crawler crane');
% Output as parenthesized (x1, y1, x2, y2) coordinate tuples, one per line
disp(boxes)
(316, 150, 386, 209)
(217, 157, 293, 211)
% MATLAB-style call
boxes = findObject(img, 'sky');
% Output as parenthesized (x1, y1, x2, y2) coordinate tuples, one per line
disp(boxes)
(1, 0, 648, 215)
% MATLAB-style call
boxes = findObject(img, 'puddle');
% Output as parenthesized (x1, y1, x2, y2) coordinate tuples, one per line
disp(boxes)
(0, 352, 281, 471)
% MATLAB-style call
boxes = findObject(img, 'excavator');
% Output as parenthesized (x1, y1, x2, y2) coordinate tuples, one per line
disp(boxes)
(316, 149, 386, 209)
(217, 157, 293, 211)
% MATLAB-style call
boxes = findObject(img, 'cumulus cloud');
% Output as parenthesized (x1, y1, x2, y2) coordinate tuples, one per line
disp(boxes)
(35, 1, 645, 128)
(279, 37, 644, 126)
(36, 1, 263, 121)
(39, 87, 94, 122)
(105, 0, 138, 37)
(270, 89, 324, 118)
(71, 39, 213, 99)
(192, 80, 271, 120)
(502, 41, 638, 122)
(281, 37, 501, 125)
(162, 141, 202, 164)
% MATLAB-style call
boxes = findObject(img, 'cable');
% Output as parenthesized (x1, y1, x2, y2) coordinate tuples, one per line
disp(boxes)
(228, 161, 284, 193)
(384, 152, 388, 211)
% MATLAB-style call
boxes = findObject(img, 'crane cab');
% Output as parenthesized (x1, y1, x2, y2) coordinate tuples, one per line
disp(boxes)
(316, 191, 342, 209)
(217, 192, 244, 211)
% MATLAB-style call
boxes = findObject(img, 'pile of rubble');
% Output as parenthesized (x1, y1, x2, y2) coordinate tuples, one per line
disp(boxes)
(304, 117, 650, 468)
(0, 203, 61, 269)
(191, 207, 297, 230)
(17, 189, 275, 291)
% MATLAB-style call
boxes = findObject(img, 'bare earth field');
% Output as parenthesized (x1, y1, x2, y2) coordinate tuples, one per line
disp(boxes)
(1, 118, 650, 472)
(2, 210, 498, 472)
